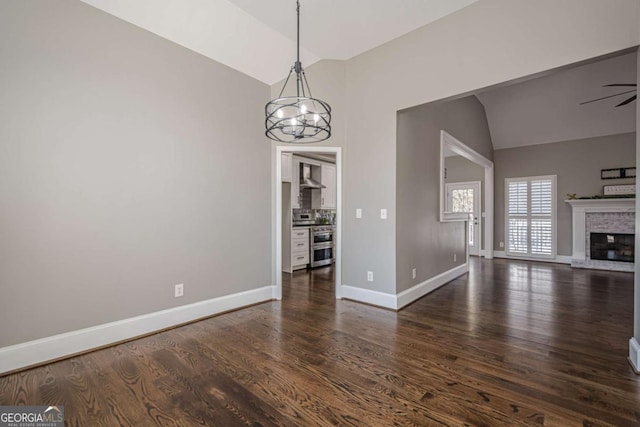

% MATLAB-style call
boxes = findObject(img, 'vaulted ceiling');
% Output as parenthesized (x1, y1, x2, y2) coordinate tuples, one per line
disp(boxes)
(80, 0, 478, 85)
(476, 51, 637, 150)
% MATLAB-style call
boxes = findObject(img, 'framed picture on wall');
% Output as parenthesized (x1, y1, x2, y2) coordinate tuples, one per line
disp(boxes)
(625, 167, 636, 179)
(601, 167, 636, 180)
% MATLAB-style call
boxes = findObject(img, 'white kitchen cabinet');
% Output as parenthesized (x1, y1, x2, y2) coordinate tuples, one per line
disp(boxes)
(287, 227, 310, 272)
(321, 164, 336, 209)
(291, 157, 301, 208)
(281, 152, 292, 182)
(312, 163, 336, 209)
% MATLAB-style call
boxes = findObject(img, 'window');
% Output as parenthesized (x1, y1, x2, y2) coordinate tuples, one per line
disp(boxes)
(449, 188, 474, 214)
(505, 175, 556, 258)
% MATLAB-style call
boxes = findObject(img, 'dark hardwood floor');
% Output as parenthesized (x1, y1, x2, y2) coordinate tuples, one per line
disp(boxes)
(1, 258, 639, 426)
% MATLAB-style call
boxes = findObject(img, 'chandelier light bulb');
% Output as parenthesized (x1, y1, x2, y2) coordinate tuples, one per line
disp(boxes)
(276, 108, 283, 119)
(313, 114, 320, 124)
(300, 104, 307, 115)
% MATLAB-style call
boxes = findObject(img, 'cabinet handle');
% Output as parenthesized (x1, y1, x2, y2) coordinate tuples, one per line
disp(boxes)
(297, 256, 304, 260)
(297, 243, 304, 247)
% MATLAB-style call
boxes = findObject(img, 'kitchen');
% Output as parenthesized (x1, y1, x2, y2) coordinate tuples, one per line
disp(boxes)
(281, 152, 336, 285)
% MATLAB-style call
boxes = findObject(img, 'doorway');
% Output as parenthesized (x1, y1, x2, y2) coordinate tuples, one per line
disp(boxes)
(274, 146, 342, 301)
(445, 181, 482, 256)
(440, 130, 494, 259)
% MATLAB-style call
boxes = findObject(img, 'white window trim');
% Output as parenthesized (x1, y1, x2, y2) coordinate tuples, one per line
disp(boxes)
(505, 175, 557, 260)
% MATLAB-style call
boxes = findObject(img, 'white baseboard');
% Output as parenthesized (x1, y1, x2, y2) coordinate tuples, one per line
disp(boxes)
(340, 285, 397, 310)
(479, 250, 495, 259)
(482, 249, 494, 259)
(397, 263, 468, 309)
(493, 251, 571, 265)
(630, 337, 640, 374)
(341, 264, 468, 311)
(0, 286, 274, 375)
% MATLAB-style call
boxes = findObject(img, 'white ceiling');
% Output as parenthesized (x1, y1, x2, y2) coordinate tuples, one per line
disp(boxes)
(476, 52, 637, 150)
(80, 0, 478, 85)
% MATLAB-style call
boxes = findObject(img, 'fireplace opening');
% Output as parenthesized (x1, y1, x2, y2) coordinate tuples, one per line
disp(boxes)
(590, 232, 635, 263)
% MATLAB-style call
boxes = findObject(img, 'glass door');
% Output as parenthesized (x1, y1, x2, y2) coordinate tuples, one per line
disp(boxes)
(445, 181, 482, 256)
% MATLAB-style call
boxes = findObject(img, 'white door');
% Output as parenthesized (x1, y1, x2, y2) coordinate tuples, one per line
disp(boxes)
(446, 181, 481, 256)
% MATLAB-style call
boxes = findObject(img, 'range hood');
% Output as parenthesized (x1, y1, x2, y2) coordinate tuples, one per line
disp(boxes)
(300, 163, 325, 189)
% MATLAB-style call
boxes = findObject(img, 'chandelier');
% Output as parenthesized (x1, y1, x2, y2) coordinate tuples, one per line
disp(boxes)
(265, 0, 331, 143)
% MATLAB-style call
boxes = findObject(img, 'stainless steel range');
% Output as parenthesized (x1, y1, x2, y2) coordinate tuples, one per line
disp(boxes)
(311, 225, 335, 268)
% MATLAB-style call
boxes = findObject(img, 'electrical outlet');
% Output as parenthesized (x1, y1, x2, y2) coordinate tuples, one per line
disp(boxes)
(356, 208, 362, 219)
(453, 254, 457, 262)
(412, 268, 416, 279)
(174, 283, 184, 298)
(499, 241, 504, 248)
(367, 271, 374, 282)
(380, 209, 387, 219)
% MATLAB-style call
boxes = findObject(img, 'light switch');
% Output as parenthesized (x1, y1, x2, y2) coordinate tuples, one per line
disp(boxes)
(380, 209, 387, 219)
(356, 208, 362, 219)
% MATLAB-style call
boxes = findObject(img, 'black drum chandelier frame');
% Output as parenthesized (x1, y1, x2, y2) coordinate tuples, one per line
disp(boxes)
(265, 0, 331, 143)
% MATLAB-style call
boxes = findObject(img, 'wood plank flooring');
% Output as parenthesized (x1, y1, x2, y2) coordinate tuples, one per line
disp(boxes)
(1, 258, 639, 426)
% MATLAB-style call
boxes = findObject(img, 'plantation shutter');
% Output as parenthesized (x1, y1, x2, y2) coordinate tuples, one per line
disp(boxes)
(505, 176, 556, 258)
(507, 181, 528, 254)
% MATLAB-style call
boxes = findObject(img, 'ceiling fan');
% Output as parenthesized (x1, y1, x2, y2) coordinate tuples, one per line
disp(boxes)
(580, 83, 637, 107)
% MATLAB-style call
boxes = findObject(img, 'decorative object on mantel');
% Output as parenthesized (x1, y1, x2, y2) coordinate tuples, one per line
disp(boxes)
(600, 166, 636, 180)
(603, 184, 636, 196)
(265, 0, 331, 143)
(566, 193, 577, 200)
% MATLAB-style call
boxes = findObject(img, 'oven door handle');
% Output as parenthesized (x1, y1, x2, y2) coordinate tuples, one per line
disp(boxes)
(312, 231, 332, 237)
(313, 242, 334, 250)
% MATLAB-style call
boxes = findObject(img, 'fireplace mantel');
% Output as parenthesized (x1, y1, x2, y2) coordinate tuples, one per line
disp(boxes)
(566, 199, 635, 269)
(565, 199, 636, 210)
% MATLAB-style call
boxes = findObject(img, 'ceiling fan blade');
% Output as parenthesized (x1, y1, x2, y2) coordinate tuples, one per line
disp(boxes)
(603, 83, 637, 87)
(615, 94, 637, 107)
(580, 89, 636, 105)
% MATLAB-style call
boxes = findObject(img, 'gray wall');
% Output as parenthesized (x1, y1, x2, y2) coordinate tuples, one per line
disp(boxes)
(0, 0, 271, 347)
(446, 156, 485, 184)
(445, 155, 486, 250)
(494, 133, 636, 256)
(396, 96, 494, 293)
